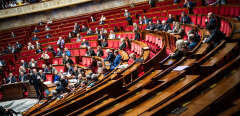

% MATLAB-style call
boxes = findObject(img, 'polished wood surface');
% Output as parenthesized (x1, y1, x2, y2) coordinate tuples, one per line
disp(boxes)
(0, 82, 36, 100)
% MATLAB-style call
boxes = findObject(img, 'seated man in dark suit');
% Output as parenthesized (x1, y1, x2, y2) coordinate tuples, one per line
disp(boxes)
(32, 34, 39, 41)
(45, 33, 52, 39)
(81, 39, 90, 47)
(63, 55, 74, 65)
(119, 38, 127, 50)
(72, 27, 79, 36)
(101, 39, 108, 48)
(143, 16, 150, 24)
(19, 72, 28, 82)
(15, 41, 22, 51)
(98, 31, 106, 45)
(146, 21, 155, 31)
(86, 47, 96, 56)
(161, 20, 171, 32)
(5, 73, 17, 84)
(47, 45, 56, 55)
(81, 25, 88, 32)
(33, 27, 40, 33)
(104, 49, 115, 64)
(180, 12, 192, 24)
(205, 12, 218, 30)
(154, 20, 162, 31)
(126, 14, 133, 25)
(166, 14, 175, 23)
(97, 46, 104, 57)
(202, 28, 225, 49)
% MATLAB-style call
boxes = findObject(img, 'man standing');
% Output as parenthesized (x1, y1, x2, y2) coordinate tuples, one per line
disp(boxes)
(29, 69, 44, 99)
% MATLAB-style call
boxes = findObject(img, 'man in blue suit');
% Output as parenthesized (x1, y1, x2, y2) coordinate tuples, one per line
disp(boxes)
(110, 50, 122, 70)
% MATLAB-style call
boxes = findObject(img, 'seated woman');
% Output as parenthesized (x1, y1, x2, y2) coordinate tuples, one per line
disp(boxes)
(108, 30, 116, 39)
(170, 39, 187, 59)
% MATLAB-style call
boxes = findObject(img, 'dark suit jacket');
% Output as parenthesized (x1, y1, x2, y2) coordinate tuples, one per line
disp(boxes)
(19, 75, 28, 82)
(126, 16, 133, 25)
(119, 42, 126, 50)
(81, 42, 89, 47)
(181, 16, 192, 24)
(146, 24, 155, 30)
(101, 41, 108, 47)
(97, 49, 104, 57)
(135, 32, 141, 40)
(63, 58, 74, 65)
(87, 49, 96, 56)
(67, 66, 74, 74)
(166, 18, 174, 23)
(105, 52, 115, 63)
(98, 34, 106, 40)
(38, 73, 46, 81)
(29, 73, 41, 87)
(6, 76, 17, 84)
(161, 24, 171, 31)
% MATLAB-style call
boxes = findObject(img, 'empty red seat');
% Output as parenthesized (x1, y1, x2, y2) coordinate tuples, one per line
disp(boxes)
(79, 49, 87, 56)
(89, 41, 97, 47)
(190, 15, 197, 25)
(54, 65, 65, 72)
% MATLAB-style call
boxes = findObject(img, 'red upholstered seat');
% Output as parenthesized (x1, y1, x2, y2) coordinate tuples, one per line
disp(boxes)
(79, 49, 87, 56)
(89, 41, 98, 47)
(201, 16, 207, 28)
(72, 49, 80, 56)
(81, 57, 92, 66)
(54, 65, 65, 72)
(53, 59, 59, 65)
(113, 40, 120, 49)
(190, 15, 197, 25)
(108, 40, 114, 48)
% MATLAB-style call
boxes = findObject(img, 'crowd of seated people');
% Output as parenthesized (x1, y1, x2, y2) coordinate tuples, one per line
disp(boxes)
(0, 0, 232, 103)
